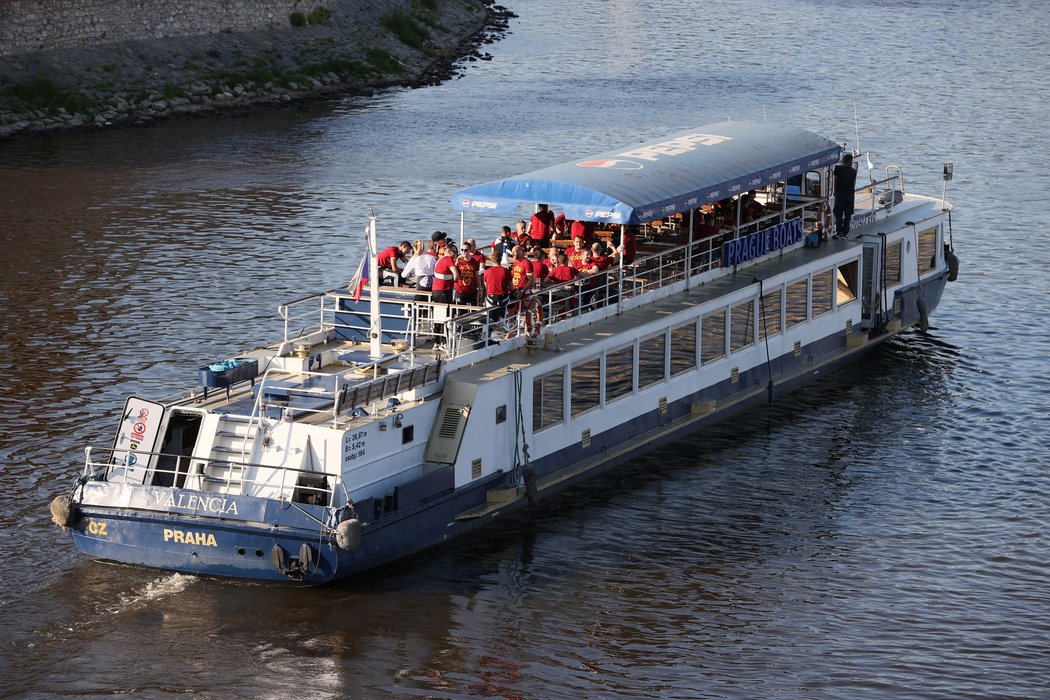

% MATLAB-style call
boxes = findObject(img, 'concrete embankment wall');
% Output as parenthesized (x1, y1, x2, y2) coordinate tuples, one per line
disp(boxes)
(0, 0, 301, 55)
(0, 0, 506, 139)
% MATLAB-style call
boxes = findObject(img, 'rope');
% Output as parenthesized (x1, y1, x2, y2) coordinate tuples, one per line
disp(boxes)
(511, 369, 531, 487)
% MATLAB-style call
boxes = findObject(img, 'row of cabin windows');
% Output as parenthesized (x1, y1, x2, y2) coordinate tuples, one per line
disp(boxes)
(533, 259, 861, 432)
(883, 227, 939, 287)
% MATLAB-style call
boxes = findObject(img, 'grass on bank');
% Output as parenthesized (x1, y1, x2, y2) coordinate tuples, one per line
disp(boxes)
(2, 76, 97, 116)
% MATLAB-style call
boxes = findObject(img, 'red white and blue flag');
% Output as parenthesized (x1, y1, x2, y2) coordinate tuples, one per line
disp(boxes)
(348, 254, 369, 303)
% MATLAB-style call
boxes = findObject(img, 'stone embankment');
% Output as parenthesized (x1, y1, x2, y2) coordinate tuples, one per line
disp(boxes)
(0, 0, 513, 140)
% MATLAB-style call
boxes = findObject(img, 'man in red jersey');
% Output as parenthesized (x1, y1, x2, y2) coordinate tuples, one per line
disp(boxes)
(590, 242, 611, 271)
(528, 247, 549, 286)
(510, 245, 534, 293)
(547, 253, 578, 284)
(454, 246, 480, 306)
(619, 227, 637, 264)
(570, 218, 595, 244)
(483, 255, 512, 323)
(377, 241, 411, 285)
(566, 236, 587, 268)
(528, 203, 556, 246)
(431, 244, 459, 305)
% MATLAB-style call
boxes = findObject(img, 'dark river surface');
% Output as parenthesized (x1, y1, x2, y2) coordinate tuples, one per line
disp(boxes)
(2, 0, 1049, 697)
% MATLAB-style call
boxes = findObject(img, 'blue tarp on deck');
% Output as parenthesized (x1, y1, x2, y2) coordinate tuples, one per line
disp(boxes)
(450, 121, 842, 225)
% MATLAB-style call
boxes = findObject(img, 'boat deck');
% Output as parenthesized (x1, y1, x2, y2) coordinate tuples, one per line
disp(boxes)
(453, 236, 860, 383)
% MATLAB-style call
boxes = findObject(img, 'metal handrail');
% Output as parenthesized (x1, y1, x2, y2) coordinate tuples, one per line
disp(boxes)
(439, 199, 845, 360)
(83, 445, 341, 504)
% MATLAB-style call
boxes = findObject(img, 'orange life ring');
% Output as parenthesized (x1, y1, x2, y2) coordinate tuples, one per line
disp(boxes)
(523, 296, 543, 339)
(817, 202, 833, 235)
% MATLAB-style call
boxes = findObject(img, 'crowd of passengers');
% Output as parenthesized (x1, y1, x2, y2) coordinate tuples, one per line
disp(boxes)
(371, 192, 778, 319)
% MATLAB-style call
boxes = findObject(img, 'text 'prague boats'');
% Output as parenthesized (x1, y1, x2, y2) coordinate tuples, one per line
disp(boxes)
(51, 121, 960, 583)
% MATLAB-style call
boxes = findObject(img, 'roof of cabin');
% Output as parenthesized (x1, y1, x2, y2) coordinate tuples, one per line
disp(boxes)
(450, 121, 842, 225)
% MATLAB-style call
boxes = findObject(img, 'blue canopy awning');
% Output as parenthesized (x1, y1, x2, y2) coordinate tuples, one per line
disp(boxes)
(450, 121, 842, 225)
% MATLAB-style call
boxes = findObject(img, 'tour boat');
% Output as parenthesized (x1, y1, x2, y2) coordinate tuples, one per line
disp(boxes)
(51, 121, 959, 583)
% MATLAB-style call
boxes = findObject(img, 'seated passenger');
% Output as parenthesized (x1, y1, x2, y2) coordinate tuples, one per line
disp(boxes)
(590, 242, 611, 271)
(566, 236, 588, 268)
(547, 253, 578, 284)
(377, 240, 412, 285)
(402, 240, 437, 293)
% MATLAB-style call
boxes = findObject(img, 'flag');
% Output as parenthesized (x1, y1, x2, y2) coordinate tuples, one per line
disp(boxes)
(347, 254, 369, 303)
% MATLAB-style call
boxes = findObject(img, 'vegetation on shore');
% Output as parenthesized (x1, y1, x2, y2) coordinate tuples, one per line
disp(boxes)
(0, 0, 511, 138)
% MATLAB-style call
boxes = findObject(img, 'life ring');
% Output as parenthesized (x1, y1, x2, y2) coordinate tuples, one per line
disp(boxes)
(523, 296, 543, 339)
(817, 202, 833, 235)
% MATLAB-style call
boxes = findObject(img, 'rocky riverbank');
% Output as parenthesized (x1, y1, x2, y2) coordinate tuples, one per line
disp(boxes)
(0, 0, 513, 140)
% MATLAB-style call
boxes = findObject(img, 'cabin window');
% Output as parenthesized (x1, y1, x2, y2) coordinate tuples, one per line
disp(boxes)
(731, 299, 756, 352)
(533, 369, 564, 432)
(670, 322, 697, 375)
(885, 240, 902, 286)
(701, 308, 727, 364)
(605, 345, 635, 402)
(804, 170, 823, 198)
(760, 287, 782, 340)
(786, 278, 809, 328)
(917, 227, 938, 275)
(812, 269, 834, 317)
(571, 358, 601, 417)
(639, 334, 666, 388)
(837, 260, 859, 306)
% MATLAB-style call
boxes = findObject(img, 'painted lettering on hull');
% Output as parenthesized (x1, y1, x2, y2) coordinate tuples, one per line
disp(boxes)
(86, 520, 109, 537)
(163, 528, 218, 547)
(153, 491, 239, 516)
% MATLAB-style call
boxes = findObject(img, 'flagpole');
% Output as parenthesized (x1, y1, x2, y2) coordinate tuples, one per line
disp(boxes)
(367, 216, 382, 359)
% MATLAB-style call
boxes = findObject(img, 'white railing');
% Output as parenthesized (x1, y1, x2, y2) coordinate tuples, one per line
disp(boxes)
(270, 196, 891, 365)
(82, 446, 341, 505)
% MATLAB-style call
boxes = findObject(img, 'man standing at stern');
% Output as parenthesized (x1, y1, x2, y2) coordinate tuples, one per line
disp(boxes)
(833, 153, 858, 239)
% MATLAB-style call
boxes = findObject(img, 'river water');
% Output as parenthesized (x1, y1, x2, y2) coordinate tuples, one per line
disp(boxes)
(1, 0, 1048, 697)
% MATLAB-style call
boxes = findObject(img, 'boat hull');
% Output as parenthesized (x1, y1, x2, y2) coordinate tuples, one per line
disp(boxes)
(64, 273, 946, 584)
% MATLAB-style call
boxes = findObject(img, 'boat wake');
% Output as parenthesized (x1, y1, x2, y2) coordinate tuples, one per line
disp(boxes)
(108, 572, 194, 616)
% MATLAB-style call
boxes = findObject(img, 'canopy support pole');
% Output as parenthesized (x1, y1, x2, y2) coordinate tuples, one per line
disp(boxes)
(617, 225, 624, 315)
(686, 209, 694, 289)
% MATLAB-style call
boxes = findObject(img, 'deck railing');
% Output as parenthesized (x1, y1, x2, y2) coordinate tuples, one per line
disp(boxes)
(83, 446, 340, 505)
(271, 189, 907, 365)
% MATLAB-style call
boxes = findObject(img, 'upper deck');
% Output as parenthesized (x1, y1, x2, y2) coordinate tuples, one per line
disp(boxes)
(163, 171, 937, 433)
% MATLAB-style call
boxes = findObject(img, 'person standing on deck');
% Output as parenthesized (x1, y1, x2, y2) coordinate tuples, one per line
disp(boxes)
(432, 245, 459, 304)
(510, 245, 534, 294)
(528, 204, 556, 247)
(483, 255, 513, 323)
(833, 153, 858, 239)
(454, 246, 481, 306)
